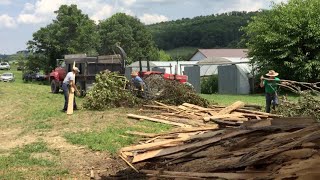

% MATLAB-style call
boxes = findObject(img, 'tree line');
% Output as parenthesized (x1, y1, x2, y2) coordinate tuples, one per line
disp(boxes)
(148, 11, 259, 50)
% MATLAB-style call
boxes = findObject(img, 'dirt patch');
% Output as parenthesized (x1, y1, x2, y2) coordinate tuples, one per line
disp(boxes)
(0, 128, 38, 151)
(0, 126, 129, 179)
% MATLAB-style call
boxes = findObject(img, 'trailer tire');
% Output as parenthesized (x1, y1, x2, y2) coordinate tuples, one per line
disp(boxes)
(51, 79, 59, 93)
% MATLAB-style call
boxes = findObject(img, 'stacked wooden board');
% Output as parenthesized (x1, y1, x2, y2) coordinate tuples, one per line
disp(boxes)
(120, 102, 320, 179)
(127, 101, 281, 128)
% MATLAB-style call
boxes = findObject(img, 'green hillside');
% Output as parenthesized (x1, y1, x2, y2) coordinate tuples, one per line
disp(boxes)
(148, 11, 260, 51)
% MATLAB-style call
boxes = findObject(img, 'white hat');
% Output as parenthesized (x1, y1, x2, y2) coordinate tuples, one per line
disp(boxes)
(73, 67, 80, 73)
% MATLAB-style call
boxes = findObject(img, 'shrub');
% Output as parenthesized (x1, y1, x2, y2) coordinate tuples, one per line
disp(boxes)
(201, 75, 218, 94)
(276, 91, 320, 121)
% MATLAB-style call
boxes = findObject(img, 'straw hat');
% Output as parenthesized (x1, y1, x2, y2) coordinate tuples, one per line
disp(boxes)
(265, 70, 278, 77)
(131, 71, 138, 76)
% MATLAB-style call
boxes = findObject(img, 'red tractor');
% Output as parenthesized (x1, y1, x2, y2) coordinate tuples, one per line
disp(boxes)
(131, 58, 189, 99)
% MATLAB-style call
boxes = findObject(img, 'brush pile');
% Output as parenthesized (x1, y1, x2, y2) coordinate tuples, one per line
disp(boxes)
(83, 71, 209, 110)
(83, 71, 139, 110)
(154, 80, 209, 107)
(276, 91, 320, 121)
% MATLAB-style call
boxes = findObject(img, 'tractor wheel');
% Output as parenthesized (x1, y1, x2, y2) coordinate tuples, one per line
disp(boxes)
(143, 74, 166, 99)
(51, 80, 59, 93)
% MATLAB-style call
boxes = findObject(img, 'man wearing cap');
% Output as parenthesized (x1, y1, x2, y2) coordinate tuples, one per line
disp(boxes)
(62, 67, 80, 112)
(260, 70, 280, 113)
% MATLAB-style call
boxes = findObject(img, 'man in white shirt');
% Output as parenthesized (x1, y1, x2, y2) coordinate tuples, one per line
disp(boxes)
(62, 67, 80, 112)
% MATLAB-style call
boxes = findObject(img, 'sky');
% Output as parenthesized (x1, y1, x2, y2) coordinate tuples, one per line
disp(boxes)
(0, 0, 287, 55)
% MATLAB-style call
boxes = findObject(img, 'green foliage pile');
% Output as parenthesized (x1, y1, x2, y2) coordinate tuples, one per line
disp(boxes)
(243, 0, 320, 82)
(83, 71, 138, 110)
(156, 80, 210, 107)
(276, 91, 320, 121)
(201, 75, 219, 94)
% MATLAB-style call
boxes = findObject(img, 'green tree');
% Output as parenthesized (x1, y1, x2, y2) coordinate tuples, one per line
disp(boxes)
(27, 4, 99, 72)
(159, 50, 172, 61)
(98, 13, 159, 64)
(243, 0, 320, 82)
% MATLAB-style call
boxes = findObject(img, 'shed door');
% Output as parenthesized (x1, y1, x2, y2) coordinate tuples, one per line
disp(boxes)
(218, 65, 237, 94)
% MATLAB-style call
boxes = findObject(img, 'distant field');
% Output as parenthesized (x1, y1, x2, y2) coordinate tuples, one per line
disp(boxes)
(165, 47, 198, 60)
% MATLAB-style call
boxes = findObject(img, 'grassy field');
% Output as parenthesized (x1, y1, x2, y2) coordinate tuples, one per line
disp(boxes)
(165, 47, 198, 60)
(201, 93, 299, 107)
(0, 66, 298, 179)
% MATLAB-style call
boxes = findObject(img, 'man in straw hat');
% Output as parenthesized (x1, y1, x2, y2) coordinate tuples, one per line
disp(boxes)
(61, 67, 80, 112)
(130, 71, 146, 98)
(260, 70, 280, 113)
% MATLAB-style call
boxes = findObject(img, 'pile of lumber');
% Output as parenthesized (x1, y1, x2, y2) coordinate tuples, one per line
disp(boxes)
(128, 101, 281, 128)
(120, 117, 320, 179)
(120, 102, 320, 179)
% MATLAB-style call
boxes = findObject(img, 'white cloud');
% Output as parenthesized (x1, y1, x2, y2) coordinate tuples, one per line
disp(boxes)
(139, 13, 168, 25)
(91, 4, 114, 23)
(15, 0, 131, 25)
(17, 14, 44, 24)
(217, 0, 264, 13)
(121, 0, 136, 7)
(22, 3, 35, 13)
(0, 14, 16, 28)
(0, 0, 11, 5)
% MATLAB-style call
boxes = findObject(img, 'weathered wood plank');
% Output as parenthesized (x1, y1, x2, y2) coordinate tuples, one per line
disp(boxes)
(132, 130, 251, 163)
(218, 101, 245, 114)
(127, 114, 191, 128)
(141, 170, 270, 179)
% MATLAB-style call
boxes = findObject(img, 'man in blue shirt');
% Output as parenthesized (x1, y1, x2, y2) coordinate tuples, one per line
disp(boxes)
(131, 71, 146, 98)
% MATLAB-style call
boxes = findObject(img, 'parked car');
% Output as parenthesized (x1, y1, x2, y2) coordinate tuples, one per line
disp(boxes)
(23, 71, 48, 82)
(17, 66, 25, 71)
(0, 62, 10, 70)
(0, 72, 15, 82)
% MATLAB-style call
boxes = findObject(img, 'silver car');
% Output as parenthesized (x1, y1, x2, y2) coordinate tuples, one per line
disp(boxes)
(0, 62, 10, 70)
(0, 72, 15, 82)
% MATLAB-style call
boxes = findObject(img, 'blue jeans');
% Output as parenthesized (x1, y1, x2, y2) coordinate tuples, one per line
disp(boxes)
(62, 83, 77, 110)
(265, 93, 278, 113)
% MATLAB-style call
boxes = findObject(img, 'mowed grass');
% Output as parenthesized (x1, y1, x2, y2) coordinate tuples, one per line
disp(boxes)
(201, 93, 299, 107)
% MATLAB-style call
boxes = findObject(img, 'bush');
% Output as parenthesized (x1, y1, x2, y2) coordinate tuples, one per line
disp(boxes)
(276, 91, 320, 121)
(83, 71, 139, 110)
(201, 75, 218, 94)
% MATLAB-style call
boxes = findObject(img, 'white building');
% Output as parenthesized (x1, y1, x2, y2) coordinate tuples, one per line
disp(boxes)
(190, 49, 253, 94)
